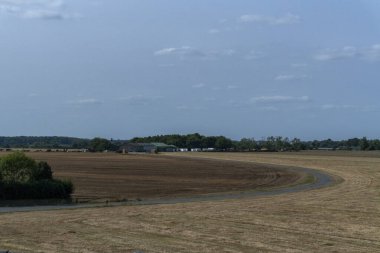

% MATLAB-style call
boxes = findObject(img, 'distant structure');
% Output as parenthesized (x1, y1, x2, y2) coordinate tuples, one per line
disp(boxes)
(122, 143, 177, 153)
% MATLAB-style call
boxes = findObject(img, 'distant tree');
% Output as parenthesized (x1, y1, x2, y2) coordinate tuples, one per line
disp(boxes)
(291, 138, 303, 151)
(89, 138, 116, 152)
(282, 137, 292, 151)
(215, 136, 233, 150)
(263, 136, 276, 151)
(201, 136, 218, 149)
(186, 133, 203, 148)
(347, 138, 360, 149)
(372, 139, 380, 150)
(238, 138, 257, 151)
(360, 137, 370, 151)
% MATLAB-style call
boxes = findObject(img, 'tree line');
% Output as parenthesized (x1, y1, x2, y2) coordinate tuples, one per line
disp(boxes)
(1, 135, 380, 152)
(236, 137, 380, 151)
(132, 135, 380, 151)
(0, 136, 90, 149)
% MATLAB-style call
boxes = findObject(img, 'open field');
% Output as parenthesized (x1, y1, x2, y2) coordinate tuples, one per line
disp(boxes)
(0, 152, 303, 202)
(0, 151, 380, 252)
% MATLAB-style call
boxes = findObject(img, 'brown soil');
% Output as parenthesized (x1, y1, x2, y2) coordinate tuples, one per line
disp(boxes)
(0, 152, 304, 201)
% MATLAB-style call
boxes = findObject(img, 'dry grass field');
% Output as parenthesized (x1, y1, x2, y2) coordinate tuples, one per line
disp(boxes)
(1, 151, 380, 252)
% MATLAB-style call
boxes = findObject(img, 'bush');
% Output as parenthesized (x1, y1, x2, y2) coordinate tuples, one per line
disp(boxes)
(0, 152, 73, 200)
(0, 180, 74, 200)
(34, 161, 53, 180)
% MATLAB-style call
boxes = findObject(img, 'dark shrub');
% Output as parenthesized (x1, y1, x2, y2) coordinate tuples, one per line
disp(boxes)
(0, 152, 74, 200)
(33, 161, 53, 180)
(0, 180, 74, 200)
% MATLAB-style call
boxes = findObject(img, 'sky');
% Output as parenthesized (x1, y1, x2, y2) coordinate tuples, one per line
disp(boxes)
(0, 0, 380, 140)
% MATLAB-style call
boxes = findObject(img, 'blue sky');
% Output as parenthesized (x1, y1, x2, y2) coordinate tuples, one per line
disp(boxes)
(0, 0, 379, 140)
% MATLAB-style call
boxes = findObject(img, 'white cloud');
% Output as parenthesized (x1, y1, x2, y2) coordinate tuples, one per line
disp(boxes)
(321, 104, 376, 112)
(238, 13, 300, 25)
(176, 105, 204, 111)
(154, 46, 205, 58)
(68, 98, 102, 105)
(314, 46, 357, 61)
(221, 49, 236, 56)
(154, 46, 236, 60)
(211, 85, 238, 91)
(291, 63, 308, 68)
(158, 63, 176, 68)
(251, 95, 310, 103)
(0, 0, 78, 20)
(314, 44, 380, 62)
(208, 28, 220, 34)
(227, 85, 238, 89)
(363, 44, 380, 61)
(22, 9, 64, 19)
(203, 97, 216, 102)
(28, 93, 39, 97)
(192, 83, 205, 89)
(274, 74, 309, 81)
(258, 106, 279, 111)
(244, 50, 264, 60)
(118, 95, 163, 106)
(176, 105, 190, 110)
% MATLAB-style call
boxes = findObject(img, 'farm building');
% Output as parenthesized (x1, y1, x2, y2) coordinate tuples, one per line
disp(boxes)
(121, 143, 177, 153)
(151, 143, 177, 152)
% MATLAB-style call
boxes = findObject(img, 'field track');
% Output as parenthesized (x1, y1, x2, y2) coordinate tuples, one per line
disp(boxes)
(0, 151, 379, 252)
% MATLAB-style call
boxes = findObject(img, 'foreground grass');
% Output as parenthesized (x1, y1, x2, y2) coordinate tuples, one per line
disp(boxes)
(1, 151, 380, 252)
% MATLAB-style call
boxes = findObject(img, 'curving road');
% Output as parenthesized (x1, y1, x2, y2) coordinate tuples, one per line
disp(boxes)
(0, 167, 335, 214)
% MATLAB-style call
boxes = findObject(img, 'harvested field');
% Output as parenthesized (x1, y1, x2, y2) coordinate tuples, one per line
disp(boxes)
(0, 152, 304, 201)
(1, 151, 380, 253)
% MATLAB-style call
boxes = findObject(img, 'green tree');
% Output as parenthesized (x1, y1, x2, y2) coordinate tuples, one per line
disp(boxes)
(33, 161, 53, 181)
(264, 136, 276, 151)
(238, 138, 257, 151)
(215, 136, 233, 150)
(359, 137, 369, 151)
(291, 138, 303, 151)
(0, 152, 37, 183)
(0, 152, 73, 200)
(186, 133, 202, 148)
(89, 138, 115, 152)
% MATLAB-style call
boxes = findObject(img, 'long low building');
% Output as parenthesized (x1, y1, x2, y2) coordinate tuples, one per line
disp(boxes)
(121, 143, 177, 153)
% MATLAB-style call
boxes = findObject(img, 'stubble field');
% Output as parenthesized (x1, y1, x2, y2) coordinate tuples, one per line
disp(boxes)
(0, 151, 380, 252)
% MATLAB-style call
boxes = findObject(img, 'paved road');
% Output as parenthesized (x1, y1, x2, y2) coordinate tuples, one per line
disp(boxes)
(0, 167, 335, 214)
